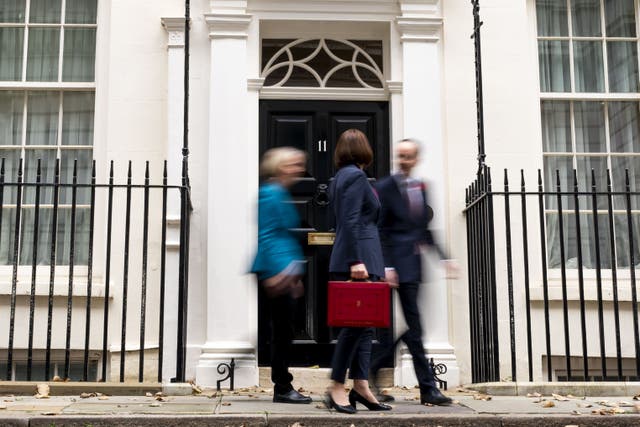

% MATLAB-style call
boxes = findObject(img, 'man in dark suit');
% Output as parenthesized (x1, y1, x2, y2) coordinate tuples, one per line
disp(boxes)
(370, 138, 455, 406)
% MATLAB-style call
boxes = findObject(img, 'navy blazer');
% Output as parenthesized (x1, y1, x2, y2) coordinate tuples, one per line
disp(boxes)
(374, 174, 445, 284)
(329, 165, 384, 278)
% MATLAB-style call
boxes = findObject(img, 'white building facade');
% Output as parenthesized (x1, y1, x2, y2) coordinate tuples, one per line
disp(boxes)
(1, 0, 639, 387)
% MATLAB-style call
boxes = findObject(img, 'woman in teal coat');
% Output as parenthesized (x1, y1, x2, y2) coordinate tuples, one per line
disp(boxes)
(251, 147, 311, 404)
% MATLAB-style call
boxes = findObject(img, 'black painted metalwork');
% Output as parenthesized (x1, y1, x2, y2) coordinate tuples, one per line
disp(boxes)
(429, 358, 448, 391)
(27, 160, 42, 380)
(606, 170, 623, 379)
(625, 169, 640, 378)
(120, 162, 132, 382)
(503, 170, 516, 381)
(84, 161, 96, 381)
(520, 170, 533, 382)
(158, 162, 168, 383)
(139, 162, 150, 382)
(64, 160, 79, 379)
(7, 159, 23, 380)
(465, 167, 640, 382)
(216, 358, 236, 391)
(591, 169, 607, 378)
(471, 0, 486, 174)
(101, 162, 115, 382)
(572, 170, 588, 380)
(537, 170, 552, 381)
(0, 158, 190, 382)
(45, 160, 60, 380)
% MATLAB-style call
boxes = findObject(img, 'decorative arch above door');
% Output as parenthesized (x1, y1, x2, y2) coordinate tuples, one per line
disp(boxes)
(261, 38, 385, 89)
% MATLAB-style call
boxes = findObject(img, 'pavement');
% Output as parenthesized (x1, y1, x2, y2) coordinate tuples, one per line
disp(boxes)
(1, 384, 640, 426)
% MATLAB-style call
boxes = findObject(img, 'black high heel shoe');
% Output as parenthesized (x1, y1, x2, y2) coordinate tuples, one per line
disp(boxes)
(324, 392, 356, 414)
(348, 389, 392, 411)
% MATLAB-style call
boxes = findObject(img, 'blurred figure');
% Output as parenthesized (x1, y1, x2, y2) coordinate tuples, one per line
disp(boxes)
(370, 138, 456, 406)
(251, 147, 311, 404)
(324, 129, 392, 414)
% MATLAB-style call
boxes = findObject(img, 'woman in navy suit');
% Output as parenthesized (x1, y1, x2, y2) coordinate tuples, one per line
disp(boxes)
(325, 129, 392, 413)
(251, 147, 312, 404)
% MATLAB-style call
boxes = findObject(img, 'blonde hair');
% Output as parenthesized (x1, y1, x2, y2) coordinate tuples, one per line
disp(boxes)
(259, 147, 306, 180)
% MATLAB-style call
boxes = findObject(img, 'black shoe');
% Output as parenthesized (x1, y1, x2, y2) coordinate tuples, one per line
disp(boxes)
(369, 371, 395, 402)
(420, 388, 452, 406)
(376, 393, 395, 403)
(273, 389, 312, 404)
(324, 393, 356, 414)
(348, 389, 392, 411)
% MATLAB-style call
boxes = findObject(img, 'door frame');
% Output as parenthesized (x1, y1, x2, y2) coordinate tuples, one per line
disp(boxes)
(257, 99, 393, 368)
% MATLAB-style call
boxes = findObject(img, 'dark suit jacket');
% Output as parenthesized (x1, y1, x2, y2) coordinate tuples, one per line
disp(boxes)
(375, 174, 445, 283)
(329, 165, 384, 278)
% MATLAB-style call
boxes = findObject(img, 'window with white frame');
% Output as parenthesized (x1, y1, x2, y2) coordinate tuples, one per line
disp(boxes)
(536, 0, 640, 269)
(0, 0, 96, 266)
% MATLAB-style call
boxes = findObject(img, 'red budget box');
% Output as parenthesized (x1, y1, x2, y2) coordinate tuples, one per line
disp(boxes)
(327, 281, 390, 328)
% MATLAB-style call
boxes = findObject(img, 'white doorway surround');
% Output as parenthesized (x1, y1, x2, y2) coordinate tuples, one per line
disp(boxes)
(161, 0, 459, 390)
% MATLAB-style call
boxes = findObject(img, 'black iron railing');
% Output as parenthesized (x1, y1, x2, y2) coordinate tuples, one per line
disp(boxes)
(0, 158, 191, 383)
(465, 166, 640, 383)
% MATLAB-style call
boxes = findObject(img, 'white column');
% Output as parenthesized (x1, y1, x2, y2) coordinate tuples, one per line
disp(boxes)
(160, 17, 185, 383)
(195, 11, 257, 388)
(395, 1, 460, 388)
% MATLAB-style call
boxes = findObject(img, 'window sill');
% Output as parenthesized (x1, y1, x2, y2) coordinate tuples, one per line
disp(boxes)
(0, 281, 107, 298)
(530, 278, 639, 302)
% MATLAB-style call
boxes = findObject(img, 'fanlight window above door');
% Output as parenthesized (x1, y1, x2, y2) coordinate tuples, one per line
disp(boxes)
(261, 39, 384, 89)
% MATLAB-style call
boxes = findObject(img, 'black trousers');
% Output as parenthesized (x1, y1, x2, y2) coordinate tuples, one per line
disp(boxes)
(370, 281, 437, 394)
(260, 284, 296, 394)
(329, 273, 378, 383)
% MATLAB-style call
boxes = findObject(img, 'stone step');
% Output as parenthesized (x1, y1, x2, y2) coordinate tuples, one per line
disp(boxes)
(258, 367, 394, 393)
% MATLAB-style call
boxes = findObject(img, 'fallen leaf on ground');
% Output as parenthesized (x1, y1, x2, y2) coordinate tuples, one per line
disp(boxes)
(0, 405, 6, 409)
(570, 411, 581, 416)
(35, 384, 50, 399)
(190, 383, 202, 394)
(552, 393, 570, 401)
(577, 402, 592, 408)
(473, 394, 492, 401)
(40, 411, 58, 415)
(598, 400, 619, 407)
(542, 400, 555, 408)
(149, 402, 161, 407)
(634, 394, 640, 400)
(97, 396, 109, 400)
(52, 376, 63, 382)
(297, 387, 307, 393)
(527, 392, 542, 398)
(145, 392, 153, 397)
(221, 402, 231, 406)
(79, 392, 96, 399)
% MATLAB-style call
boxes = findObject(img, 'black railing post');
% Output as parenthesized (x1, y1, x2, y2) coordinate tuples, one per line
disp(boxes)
(471, 0, 486, 175)
(84, 160, 96, 381)
(45, 159, 60, 380)
(8, 158, 23, 381)
(101, 161, 115, 382)
(27, 159, 42, 381)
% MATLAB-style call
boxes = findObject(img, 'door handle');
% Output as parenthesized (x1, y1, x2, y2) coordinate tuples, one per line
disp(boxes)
(323, 140, 327, 152)
(318, 140, 322, 152)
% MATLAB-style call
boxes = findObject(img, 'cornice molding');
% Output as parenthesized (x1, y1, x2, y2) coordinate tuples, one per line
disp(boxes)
(399, 0, 440, 18)
(161, 17, 187, 48)
(247, 78, 265, 91)
(396, 16, 443, 42)
(205, 13, 252, 39)
(386, 80, 403, 94)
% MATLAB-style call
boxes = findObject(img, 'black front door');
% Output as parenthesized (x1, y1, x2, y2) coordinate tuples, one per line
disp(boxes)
(258, 100, 390, 367)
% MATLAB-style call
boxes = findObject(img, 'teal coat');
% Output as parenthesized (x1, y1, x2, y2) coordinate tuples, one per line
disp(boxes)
(250, 182, 305, 281)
